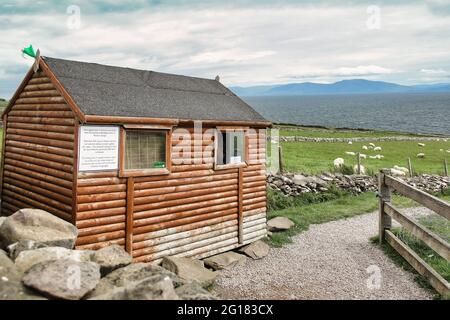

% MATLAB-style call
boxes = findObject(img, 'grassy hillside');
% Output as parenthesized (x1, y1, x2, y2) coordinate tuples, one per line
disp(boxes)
(0, 99, 8, 113)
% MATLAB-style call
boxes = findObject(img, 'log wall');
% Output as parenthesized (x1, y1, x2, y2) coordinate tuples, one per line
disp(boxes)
(1, 71, 75, 222)
(75, 127, 267, 262)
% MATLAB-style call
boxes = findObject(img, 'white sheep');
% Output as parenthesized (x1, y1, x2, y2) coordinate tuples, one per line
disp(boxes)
(418, 143, 425, 147)
(369, 154, 384, 160)
(390, 168, 406, 176)
(345, 151, 356, 156)
(369, 155, 377, 159)
(447, 149, 450, 153)
(333, 158, 345, 168)
(359, 154, 367, 159)
(393, 165, 409, 174)
(348, 141, 353, 145)
(440, 149, 444, 152)
(417, 153, 425, 158)
(374, 146, 382, 151)
(369, 143, 376, 147)
(353, 164, 366, 175)
(362, 145, 368, 150)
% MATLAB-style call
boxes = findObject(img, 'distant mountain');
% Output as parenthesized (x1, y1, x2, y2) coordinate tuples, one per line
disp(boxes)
(230, 79, 450, 96)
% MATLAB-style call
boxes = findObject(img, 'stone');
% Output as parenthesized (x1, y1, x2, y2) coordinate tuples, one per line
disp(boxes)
(15, 247, 94, 273)
(239, 240, 269, 260)
(267, 216, 295, 232)
(0, 249, 46, 300)
(22, 259, 101, 300)
(175, 282, 217, 300)
(90, 245, 132, 276)
(0, 209, 78, 249)
(293, 174, 308, 186)
(90, 276, 179, 300)
(203, 252, 246, 271)
(7, 240, 49, 261)
(161, 256, 217, 288)
(87, 262, 184, 298)
(0, 217, 5, 229)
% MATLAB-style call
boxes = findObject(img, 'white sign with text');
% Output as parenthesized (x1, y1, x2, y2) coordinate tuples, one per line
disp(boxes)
(78, 125, 119, 171)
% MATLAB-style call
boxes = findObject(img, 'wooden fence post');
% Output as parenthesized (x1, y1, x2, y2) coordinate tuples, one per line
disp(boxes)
(444, 159, 448, 177)
(407, 157, 413, 177)
(278, 145, 284, 174)
(379, 169, 392, 244)
(356, 152, 361, 174)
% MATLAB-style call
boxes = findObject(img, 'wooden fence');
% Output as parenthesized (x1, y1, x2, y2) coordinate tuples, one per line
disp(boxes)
(378, 169, 450, 296)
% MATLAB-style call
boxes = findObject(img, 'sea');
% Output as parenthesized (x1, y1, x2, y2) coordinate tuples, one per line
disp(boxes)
(243, 93, 450, 135)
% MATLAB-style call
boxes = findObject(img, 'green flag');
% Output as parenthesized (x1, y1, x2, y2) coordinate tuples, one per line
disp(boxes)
(22, 45, 36, 58)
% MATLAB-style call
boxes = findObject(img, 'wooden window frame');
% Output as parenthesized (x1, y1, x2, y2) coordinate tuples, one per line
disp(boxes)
(119, 126, 172, 178)
(214, 127, 249, 171)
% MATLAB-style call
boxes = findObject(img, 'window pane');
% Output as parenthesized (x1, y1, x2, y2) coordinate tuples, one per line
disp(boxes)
(125, 130, 166, 170)
(217, 131, 244, 165)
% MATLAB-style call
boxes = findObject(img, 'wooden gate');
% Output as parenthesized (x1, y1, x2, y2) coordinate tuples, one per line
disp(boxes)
(378, 169, 450, 296)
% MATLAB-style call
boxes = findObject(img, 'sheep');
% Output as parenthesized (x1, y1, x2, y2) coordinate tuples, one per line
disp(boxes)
(369, 154, 384, 160)
(390, 168, 406, 177)
(359, 154, 367, 159)
(417, 153, 425, 158)
(393, 165, 409, 174)
(345, 151, 356, 156)
(440, 149, 444, 152)
(362, 145, 368, 150)
(353, 164, 366, 175)
(447, 149, 450, 153)
(348, 141, 353, 145)
(418, 143, 425, 147)
(333, 158, 345, 168)
(373, 146, 382, 151)
(369, 143, 376, 147)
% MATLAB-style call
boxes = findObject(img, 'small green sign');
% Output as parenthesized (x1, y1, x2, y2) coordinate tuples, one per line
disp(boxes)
(153, 161, 166, 168)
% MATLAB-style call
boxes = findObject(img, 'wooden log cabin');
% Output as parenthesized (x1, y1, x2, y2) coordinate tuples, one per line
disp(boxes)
(0, 56, 271, 263)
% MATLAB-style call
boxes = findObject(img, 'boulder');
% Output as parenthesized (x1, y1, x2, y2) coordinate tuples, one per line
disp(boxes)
(267, 216, 295, 232)
(87, 263, 184, 298)
(90, 276, 179, 300)
(22, 259, 101, 300)
(90, 245, 132, 276)
(15, 247, 94, 273)
(175, 282, 217, 300)
(239, 240, 269, 260)
(203, 252, 246, 271)
(0, 209, 78, 249)
(7, 240, 49, 261)
(0, 249, 22, 283)
(0, 250, 46, 300)
(161, 257, 217, 287)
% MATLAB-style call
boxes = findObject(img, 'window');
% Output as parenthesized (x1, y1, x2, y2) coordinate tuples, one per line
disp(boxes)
(121, 129, 170, 176)
(216, 130, 246, 167)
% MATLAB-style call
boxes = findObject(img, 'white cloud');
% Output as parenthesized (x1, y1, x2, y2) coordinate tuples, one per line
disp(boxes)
(1, 2, 450, 96)
(420, 68, 447, 74)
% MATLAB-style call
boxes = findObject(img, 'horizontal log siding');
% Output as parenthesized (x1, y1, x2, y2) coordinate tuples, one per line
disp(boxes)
(75, 172, 127, 250)
(74, 126, 267, 261)
(1, 72, 75, 222)
(242, 128, 267, 243)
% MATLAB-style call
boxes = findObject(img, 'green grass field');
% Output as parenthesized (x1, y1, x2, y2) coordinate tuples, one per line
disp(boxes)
(281, 129, 450, 174)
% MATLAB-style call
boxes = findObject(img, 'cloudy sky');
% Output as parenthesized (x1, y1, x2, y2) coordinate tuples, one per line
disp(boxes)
(1, 0, 450, 98)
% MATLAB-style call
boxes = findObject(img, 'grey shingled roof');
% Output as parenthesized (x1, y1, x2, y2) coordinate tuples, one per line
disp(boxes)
(43, 57, 268, 123)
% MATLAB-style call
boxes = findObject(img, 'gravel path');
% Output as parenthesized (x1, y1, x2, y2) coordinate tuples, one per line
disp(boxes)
(215, 209, 433, 300)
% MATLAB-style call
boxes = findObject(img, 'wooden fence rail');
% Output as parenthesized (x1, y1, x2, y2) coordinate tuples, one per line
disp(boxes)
(378, 169, 450, 296)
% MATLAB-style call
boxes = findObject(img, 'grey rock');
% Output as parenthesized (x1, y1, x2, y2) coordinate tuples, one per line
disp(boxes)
(7, 240, 49, 261)
(0, 209, 78, 249)
(293, 174, 308, 186)
(239, 240, 270, 260)
(161, 256, 217, 288)
(22, 259, 101, 300)
(0, 249, 46, 300)
(267, 216, 295, 232)
(203, 252, 246, 271)
(91, 245, 132, 276)
(90, 276, 179, 300)
(15, 247, 94, 273)
(87, 262, 184, 298)
(175, 282, 218, 300)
